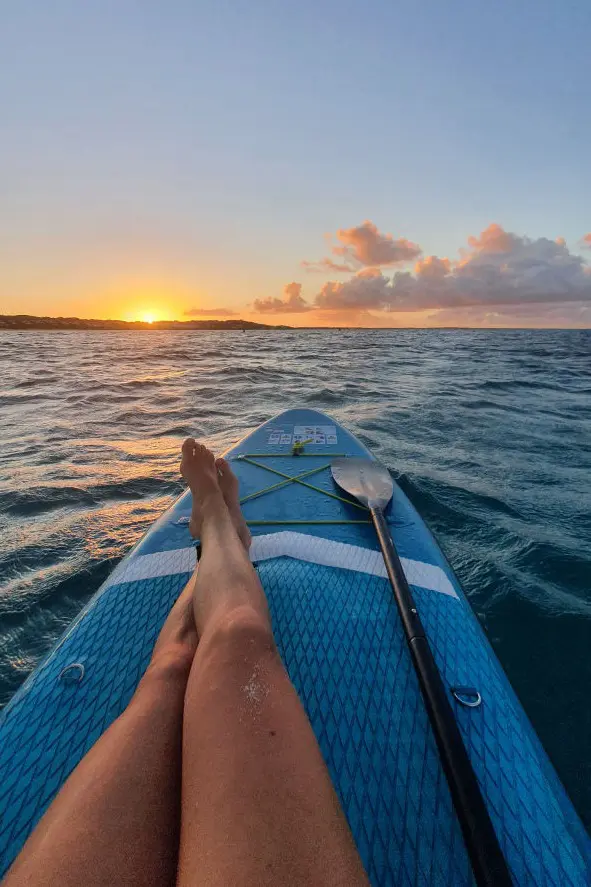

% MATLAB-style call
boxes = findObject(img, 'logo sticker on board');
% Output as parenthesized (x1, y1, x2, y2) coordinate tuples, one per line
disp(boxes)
(267, 425, 338, 446)
(293, 425, 338, 445)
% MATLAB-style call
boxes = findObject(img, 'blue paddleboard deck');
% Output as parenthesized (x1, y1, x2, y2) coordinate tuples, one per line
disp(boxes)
(0, 409, 589, 885)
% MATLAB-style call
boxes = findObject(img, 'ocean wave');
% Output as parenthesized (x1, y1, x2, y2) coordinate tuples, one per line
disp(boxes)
(14, 376, 61, 388)
(0, 486, 97, 517)
(0, 393, 54, 407)
(465, 378, 569, 393)
(85, 476, 177, 501)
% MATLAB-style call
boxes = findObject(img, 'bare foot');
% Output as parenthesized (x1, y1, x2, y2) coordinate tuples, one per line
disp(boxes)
(215, 457, 252, 550)
(180, 439, 251, 549)
(180, 438, 222, 538)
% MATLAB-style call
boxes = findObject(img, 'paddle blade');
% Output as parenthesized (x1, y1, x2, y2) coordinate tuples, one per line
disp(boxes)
(331, 458, 394, 509)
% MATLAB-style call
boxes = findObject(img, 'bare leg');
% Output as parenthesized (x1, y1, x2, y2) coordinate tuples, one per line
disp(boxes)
(3, 578, 199, 887)
(178, 442, 369, 887)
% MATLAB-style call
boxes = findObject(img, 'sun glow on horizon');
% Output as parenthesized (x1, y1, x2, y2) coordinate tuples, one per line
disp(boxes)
(113, 280, 198, 324)
(120, 304, 170, 324)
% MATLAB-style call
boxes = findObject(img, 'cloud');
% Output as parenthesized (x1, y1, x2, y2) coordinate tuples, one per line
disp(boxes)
(253, 223, 591, 325)
(253, 282, 311, 314)
(582, 233, 591, 248)
(304, 219, 422, 272)
(315, 272, 392, 310)
(414, 255, 452, 280)
(184, 306, 237, 316)
(334, 220, 422, 266)
(301, 258, 356, 274)
(430, 301, 591, 329)
(310, 224, 591, 313)
(465, 223, 519, 254)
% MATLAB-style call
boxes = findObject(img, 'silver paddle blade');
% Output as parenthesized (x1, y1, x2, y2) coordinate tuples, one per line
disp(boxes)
(331, 458, 394, 510)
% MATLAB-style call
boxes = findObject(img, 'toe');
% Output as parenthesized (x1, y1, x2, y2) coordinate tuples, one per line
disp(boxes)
(200, 444, 216, 466)
(217, 456, 236, 480)
(182, 437, 196, 456)
(216, 457, 239, 493)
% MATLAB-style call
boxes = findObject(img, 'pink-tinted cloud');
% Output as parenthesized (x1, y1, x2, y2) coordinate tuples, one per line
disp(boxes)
(303, 220, 422, 273)
(466, 223, 519, 254)
(333, 220, 422, 266)
(310, 224, 591, 313)
(253, 282, 311, 314)
(184, 306, 237, 316)
(414, 255, 451, 280)
(582, 233, 591, 248)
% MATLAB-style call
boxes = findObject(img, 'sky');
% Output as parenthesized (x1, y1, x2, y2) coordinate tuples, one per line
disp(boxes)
(1, 0, 590, 328)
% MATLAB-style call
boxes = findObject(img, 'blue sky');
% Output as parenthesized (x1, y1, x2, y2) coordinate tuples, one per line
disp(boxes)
(1, 0, 590, 325)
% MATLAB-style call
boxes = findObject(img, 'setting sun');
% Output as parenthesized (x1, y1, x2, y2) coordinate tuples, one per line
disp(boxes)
(140, 312, 156, 324)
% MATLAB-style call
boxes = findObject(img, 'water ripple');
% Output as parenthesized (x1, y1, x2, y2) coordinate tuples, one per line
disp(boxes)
(0, 328, 590, 826)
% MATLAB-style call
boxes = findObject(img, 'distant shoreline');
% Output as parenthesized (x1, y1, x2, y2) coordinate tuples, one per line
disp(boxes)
(0, 314, 587, 332)
(0, 314, 291, 331)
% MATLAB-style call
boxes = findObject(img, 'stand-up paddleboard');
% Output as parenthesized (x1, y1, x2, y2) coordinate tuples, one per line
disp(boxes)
(0, 409, 589, 885)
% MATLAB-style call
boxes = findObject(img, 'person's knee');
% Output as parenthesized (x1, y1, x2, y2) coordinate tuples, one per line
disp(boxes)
(204, 604, 276, 662)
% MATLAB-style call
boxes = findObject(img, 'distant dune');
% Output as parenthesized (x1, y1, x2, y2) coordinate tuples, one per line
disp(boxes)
(0, 314, 291, 331)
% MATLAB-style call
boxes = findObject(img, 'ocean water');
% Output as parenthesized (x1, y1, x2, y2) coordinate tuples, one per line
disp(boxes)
(1, 328, 590, 826)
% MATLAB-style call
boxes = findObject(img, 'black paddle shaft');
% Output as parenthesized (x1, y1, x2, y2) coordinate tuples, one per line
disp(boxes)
(371, 506, 512, 887)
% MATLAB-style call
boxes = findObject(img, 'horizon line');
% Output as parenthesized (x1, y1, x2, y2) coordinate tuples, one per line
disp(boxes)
(0, 313, 589, 332)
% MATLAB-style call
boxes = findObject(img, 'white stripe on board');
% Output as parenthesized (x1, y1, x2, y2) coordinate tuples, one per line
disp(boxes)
(105, 546, 197, 588)
(250, 532, 458, 599)
(104, 532, 457, 599)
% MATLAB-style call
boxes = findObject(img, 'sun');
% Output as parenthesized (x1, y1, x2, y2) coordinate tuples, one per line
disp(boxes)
(140, 312, 156, 324)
